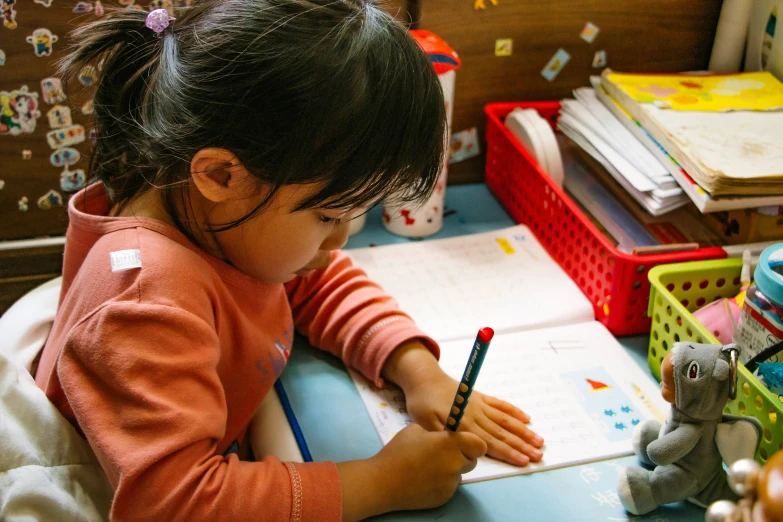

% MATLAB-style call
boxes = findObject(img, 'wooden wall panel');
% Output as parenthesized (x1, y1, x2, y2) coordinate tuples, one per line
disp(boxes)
(0, 4, 95, 241)
(0, 0, 723, 313)
(420, 0, 723, 184)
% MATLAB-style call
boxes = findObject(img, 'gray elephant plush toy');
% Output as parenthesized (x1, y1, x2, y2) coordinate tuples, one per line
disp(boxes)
(618, 342, 763, 515)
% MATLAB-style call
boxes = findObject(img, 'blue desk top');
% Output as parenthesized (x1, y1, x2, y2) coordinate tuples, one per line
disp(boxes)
(279, 184, 703, 522)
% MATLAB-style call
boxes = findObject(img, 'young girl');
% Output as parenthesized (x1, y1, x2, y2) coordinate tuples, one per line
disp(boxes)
(35, 1, 544, 520)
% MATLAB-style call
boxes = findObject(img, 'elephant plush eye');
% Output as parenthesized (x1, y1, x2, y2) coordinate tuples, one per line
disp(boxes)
(688, 361, 699, 379)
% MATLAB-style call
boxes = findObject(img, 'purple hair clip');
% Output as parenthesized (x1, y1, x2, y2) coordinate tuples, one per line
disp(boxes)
(145, 8, 174, 34)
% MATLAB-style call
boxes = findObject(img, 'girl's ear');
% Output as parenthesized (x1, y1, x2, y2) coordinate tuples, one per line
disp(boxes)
(191, 148, 255, 203)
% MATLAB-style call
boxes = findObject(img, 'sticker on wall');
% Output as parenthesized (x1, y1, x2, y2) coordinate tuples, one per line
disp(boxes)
(60, 168, 87, 192)
(72, 1, 92, 12)
(78, 65, 97, 86)
(580, 21, 600, 43)
(89, 128, 97, 145)
(50, 147, 80, 168)
(0, 179, 4, 190)
(46, 124, 86, 149)
(592, 50, 607, 69)
(2, 0, 17, 30)
(33, 0, 53, 7)
(26, 28, 58, 57)
(41, 78, 66, 105)
(0, 85, 42, 135)
(81, 99, 94, 115)
(94, 0, 104, 15)
(541, 48, 571, 82)
(37, 189, 63, 210)
(47, 105, 72, 129)
(148, 0, 173, 14)
(473, 0, 497, 9)
(494, 39, 512, 57)
(449, 127, 481, 164)
(22, 149, 31, 159)
(0, 49, 5, 66)
(18, 196, 29, 212)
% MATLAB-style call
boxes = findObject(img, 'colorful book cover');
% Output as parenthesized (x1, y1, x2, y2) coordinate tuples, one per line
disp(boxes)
(603, 70, 783, 112)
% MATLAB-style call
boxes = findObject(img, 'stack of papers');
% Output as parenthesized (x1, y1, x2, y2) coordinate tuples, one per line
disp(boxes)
(599, 70, 783, 201)
(558, 88, 690, 216)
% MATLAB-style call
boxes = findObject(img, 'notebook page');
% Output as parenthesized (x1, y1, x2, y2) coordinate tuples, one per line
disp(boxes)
(350, 321, 668, 483)
(346, 225, 593, 343)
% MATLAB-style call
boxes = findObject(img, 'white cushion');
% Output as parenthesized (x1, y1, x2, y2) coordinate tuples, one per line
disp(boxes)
(0, 278, 112, 521)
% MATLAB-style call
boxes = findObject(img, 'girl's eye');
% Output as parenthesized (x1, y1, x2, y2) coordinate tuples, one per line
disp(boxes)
(319, 214, 342, 226)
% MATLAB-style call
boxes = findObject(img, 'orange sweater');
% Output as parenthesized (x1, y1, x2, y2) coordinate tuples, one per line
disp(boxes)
(36, 183, 438, 522)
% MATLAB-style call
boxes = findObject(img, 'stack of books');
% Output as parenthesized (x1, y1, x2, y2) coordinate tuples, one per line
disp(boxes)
(570, 70, 783, 213)
(558, 87, 689, 216)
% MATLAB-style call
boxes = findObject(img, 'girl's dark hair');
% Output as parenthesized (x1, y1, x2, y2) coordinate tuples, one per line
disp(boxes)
(61, 0, 445, 235)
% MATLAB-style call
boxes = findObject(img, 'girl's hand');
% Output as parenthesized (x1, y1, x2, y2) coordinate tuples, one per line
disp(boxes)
(337, 425, 486, 522)
(405, 371, 544, 466)
(382, 341, 545, 467)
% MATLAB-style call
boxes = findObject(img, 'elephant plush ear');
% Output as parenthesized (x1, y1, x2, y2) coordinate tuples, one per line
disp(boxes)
(712, 359, 730, 381)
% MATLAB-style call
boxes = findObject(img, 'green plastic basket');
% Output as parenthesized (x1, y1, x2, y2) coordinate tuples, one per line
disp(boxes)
(648, 258, 783, 464)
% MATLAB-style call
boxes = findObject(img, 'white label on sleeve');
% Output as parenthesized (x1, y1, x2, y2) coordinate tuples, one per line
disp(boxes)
(110, 249, 142, 272)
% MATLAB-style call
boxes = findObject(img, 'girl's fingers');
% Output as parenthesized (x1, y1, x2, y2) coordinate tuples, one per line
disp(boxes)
(482, 394, 530, 423)
(484, 404, 544, 448)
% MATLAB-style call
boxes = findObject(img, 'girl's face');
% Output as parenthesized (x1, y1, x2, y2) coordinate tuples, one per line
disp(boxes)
(210, 183, 361, 284)
(188, 148, 368, 284)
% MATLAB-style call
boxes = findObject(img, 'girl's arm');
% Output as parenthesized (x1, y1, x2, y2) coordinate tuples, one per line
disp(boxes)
(285, 250, 439, 387)
(59, 302, 342, 522)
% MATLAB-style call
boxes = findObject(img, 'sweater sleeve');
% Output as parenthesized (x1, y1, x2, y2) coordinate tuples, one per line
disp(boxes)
(285, 250, 439, 386)
(58, 303, 341, 522)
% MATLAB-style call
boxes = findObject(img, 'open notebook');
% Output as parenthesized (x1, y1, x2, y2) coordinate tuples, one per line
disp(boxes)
(346, 225, 668, 483)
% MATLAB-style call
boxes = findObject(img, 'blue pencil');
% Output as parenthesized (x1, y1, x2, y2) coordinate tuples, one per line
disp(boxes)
(274, 379, 313, 462)
(445, 327, 494, 431)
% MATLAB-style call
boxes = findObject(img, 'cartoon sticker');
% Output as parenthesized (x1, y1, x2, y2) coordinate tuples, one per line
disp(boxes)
(0, 179, 4, 190)
(33, 0, 53, 7)
(78, 65, 97, 86)
(50, 147, 81, 167)
(148, 0, 173, 14)
(22, 149, 31, 159)
(0, 85, 42, 135)
(60, 168, 87, 192)
(449, 127, 481, 164)
(0, 49, 5, 66)
(2, 0, 17, 29)
(580, 22, 600, 43)
(18, 196, 28, 212)
(89, 128, 97, 145)
(46, 124, 86, 149)
(541, 48, 571, 82)
(47, 105, 72, 129)
(494, 39, 512, 57)
(37, 190, 63, 210)
(94, 0, 104, 15)
(473, 0, 497, 9)
(81, 99, 94, 115)
(26, 28, 59, 57)
(72, 1, 92, 12)
(592, 50, 607, 69)
(41, 78, 66, 105)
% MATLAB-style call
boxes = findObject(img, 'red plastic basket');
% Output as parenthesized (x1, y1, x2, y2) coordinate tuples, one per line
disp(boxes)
(484, 102, 727, 336)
